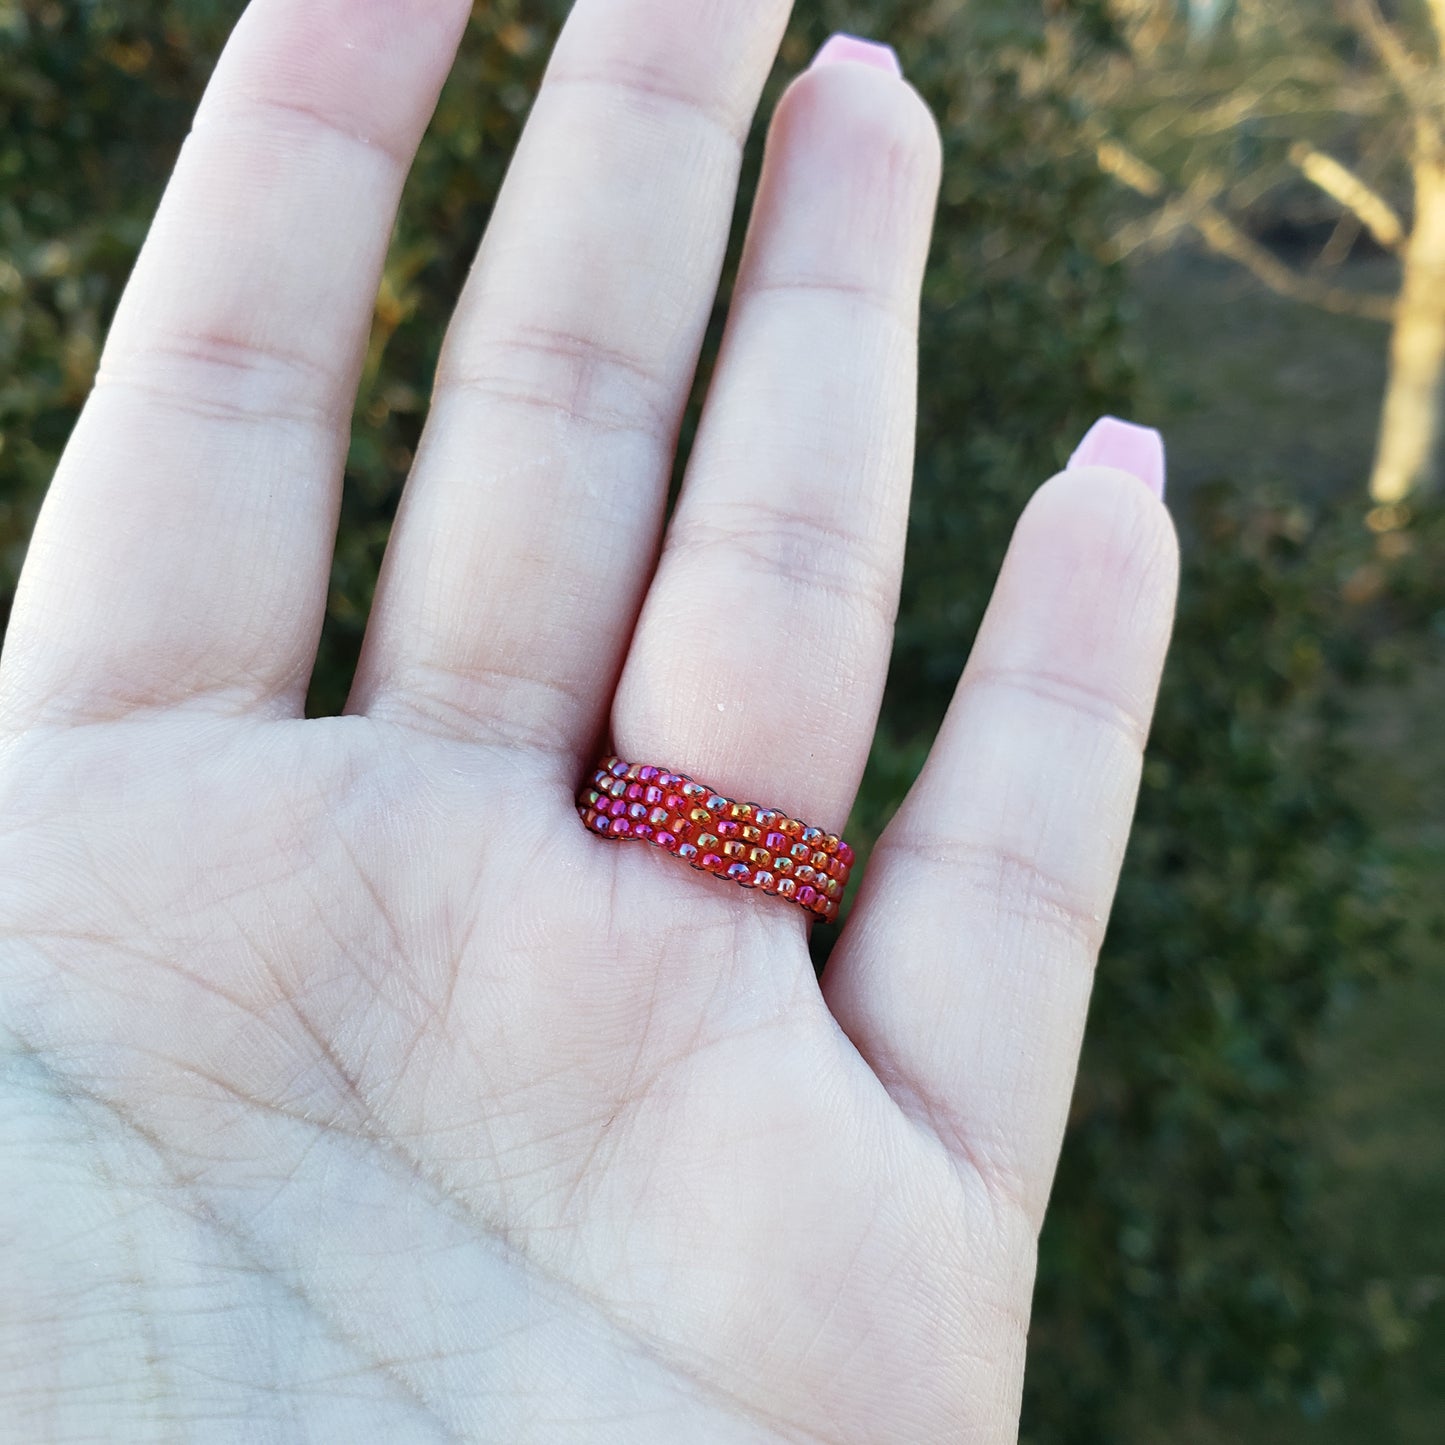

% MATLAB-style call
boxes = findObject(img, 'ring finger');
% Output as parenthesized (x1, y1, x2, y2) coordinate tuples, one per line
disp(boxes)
(612, 40, 941, 838)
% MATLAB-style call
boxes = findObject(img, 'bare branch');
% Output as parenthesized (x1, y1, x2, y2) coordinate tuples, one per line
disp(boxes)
(1288, 142, 1406, 249)
(1096, 141, 1397, 323)
(1428, 0, 1445, 61)
(1343, 0, 1444, 144)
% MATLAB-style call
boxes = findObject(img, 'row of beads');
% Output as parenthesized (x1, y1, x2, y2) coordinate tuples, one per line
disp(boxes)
(577, 755, 854, 923)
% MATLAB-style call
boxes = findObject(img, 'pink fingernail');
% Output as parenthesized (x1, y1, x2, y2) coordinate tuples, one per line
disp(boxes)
(810, 32, 903, 77)
(1067, 416, 1167, 500)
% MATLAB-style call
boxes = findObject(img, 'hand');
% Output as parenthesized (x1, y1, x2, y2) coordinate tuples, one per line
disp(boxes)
(0, 2, 1178, 1441)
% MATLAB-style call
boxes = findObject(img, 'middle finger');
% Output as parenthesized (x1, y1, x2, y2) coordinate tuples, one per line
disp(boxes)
(352, 0, 793, 756)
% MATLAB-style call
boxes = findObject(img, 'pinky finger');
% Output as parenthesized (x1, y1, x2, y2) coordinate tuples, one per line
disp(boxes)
(823, 423, 1179, 1228)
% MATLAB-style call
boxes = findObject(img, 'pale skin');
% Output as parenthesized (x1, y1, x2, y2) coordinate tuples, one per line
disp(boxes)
(0, 1, 1180, 1441)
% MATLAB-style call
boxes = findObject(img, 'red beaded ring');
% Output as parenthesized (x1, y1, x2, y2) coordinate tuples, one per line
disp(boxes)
(577, 755, 854, 923)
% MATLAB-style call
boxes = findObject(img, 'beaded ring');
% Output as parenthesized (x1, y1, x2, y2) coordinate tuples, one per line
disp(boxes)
(578, 755, 854, 922)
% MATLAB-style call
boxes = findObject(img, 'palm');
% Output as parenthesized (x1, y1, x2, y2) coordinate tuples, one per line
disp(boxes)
(0, 2, 1176, 1442)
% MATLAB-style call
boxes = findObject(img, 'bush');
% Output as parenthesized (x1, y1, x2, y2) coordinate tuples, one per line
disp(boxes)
(0, 2, 1424, 1439)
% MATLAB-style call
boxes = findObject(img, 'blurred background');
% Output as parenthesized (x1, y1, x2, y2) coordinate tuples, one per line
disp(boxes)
(2, 0, 1442, 1439)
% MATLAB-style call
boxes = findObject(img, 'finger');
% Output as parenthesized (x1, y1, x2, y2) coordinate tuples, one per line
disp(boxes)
(350, 0, 793, 756)
(0, 0, 469, 726)
(611, 43, 941, 831)
(823, 451, 1179, 1226)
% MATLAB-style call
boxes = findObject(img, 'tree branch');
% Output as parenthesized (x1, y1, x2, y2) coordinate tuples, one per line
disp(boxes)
(1288, 142, 1406, 250)
(1343, 0, 1444, 145)
(1096, 141, 1397, 323)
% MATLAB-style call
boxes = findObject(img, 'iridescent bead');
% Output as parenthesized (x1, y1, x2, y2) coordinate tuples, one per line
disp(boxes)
(638, 766, 659, 782)
(790, 842, 812, 862)
(609, 818, 632, 837)
(722, 841, 746, 861)
(794, 864, 816, 885)
(655, 830, 677, 851)
(607, 799, 626, 818)
(628, 802, 648, 821)
(765, 831, 788, 852)
(648, 806, 669, 826)
(609, 759, 629, 778)
(796, 884, 818, 908)
(773, 856, 793, 875)
(823, 834, 840, 855)
(624, 763, 641, 781)
(755, 810, 779, 830)
(682, 782, 706, 799)
(677, 843, 698, 862)
(717, 820, 741, 839)
(585, 789, 601, 806)
(780, 818, 802, 838)
(749, 847, 770, 867)
(753, 870, 775, 891)
(741, 824, 761, 844)
(644, 785, 664, 805)
(776, 877, 797, 899)
(664, 793, 685, 812)
(823, 876, 839, 898)
(837, 840, 855, 867)
(695, 832, 719, 852)
(729, 802, 754, 821)
(700, 852, 724, 872)
(658, 773, 680, 790)
(689, 807, 711, 826)
(706, 794, 729, 812)
(606, 779, 627, 799)
(811, 850, 830, 871)
(632, 823, 654, 842)
(668, 815, 689, 835)
(626, 782, 644, 801)
(726, 862, 751, 883)
(591, 814, 610, 833)
(802, 827, 822, 845)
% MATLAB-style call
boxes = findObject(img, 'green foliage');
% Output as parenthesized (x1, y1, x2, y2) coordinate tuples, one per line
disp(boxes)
(0, 2, 1429, 1440)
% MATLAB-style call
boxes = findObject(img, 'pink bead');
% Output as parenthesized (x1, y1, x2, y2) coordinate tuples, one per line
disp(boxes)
(717, 820, 741, 839)
(609, 818, 632, 837)
(638, 766, 659, 782)
(626, 782, 643, 801)
(644, 785, 663, 805)
(700, 852, 723, 872)
(632, 823, 654, 842)
(796, 885, 818, 908)
(765, 831, 788, 852)
(655, 831, 677, 851)
(607, 799, 626, 818)
(664, 793, 684, 812)
(837, 840, 854, 867)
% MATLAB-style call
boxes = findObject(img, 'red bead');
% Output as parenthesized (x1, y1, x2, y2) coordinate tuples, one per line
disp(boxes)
(580, 757, 854, 923)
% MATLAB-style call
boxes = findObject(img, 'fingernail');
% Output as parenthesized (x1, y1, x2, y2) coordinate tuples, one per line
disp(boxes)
(1067, 416, 1167, 500)
(810, 32, 903, 77)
